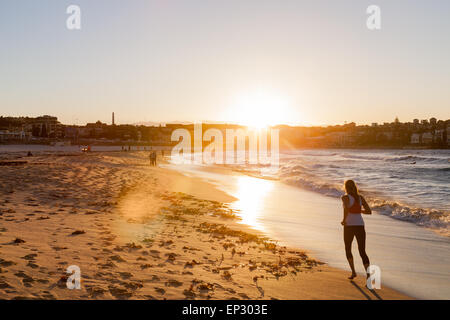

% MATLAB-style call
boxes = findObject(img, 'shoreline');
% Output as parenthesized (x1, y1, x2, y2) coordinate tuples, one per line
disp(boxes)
(0, 151, 411, 299)
(164, 162, 450, 299)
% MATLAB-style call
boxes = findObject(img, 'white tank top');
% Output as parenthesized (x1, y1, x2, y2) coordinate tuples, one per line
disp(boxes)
(345, 194, 365, 226)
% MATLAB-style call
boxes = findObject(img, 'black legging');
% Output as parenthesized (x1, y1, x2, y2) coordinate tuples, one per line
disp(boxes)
(344, 226, 370, 265)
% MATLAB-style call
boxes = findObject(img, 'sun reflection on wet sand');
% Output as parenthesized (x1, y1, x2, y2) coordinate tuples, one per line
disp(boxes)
(230, 175, 274, 232)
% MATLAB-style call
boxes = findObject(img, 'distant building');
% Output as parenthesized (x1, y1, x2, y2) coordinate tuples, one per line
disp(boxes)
(25, 115, 60, 138)
(0, 130, 31, 142)
(435, 129, 445, 142)
(64, 126, 79, 139)
(324, 132, 357, 146)
(447, 127, 450, 146)
(410, 133, 421, 144)
(78, 127, 91, 138)
(421, 132, 433, 144)
(377, 131, 393, 142)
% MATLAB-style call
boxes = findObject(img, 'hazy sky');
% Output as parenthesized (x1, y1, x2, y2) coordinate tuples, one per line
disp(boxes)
(1, 0, 449, 126)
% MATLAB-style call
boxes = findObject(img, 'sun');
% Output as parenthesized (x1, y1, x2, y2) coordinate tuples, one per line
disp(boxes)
(230, 91, 290, 128)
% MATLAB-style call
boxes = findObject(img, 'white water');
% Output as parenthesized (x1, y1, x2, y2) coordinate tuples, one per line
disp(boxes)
(168, 164, 450, 300)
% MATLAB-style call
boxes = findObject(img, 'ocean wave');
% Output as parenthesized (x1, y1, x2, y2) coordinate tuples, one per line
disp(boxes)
(338, 153, 448, 163)
(384, 155, 447, 163)
(283, 176, 344, 198)
(298, 152, 338, 157)
(340, 154, 383, 161)
(369, 199, 449, 237)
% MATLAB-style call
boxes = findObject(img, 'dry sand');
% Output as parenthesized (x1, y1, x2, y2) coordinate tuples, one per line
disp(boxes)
(0, 151, 410, 299)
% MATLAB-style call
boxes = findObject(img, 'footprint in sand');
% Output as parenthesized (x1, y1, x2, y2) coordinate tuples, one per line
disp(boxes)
(122, 281, 143, 291)
(165, 279, 183, 287)
(21, 253, 37, 260)
(70, 230, 85, 236)
(146, 275, 159, 282)
(0, 280, 13, 289)
(119, 272, 133, 280)
(12, 238, 26, 244)
(183, 289, 196, 298)
(37, 279, 50, 284)
(86, 286, 105, 298)
(52, 246, 68, 251)
(149, 250, 160, 258)
(27, 261, 39, 269)
(165, 253, 177, 262)
(0, 258, 16, 267)
(154, 287, 166, 295)
(99, 261, 117, 269)
(41, 291, 57, 300)
(140, 264, 152, 270)
(110, 255, 125, 263)
(14, 271, 34, 287)
(108, 286, 132, 299)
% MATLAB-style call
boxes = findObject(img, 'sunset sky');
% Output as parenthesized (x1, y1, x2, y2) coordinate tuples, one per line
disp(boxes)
(1, 0, 449, 126)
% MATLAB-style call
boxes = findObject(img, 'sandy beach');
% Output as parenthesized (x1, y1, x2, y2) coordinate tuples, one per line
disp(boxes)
(0, 151, 410, 300)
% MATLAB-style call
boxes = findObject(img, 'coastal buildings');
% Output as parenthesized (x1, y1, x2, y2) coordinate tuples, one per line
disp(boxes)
(26, 115, 62, 138)
(0, 115, 449, 148)
(0, 115, 62, 141)
(0, 130, 32, 142)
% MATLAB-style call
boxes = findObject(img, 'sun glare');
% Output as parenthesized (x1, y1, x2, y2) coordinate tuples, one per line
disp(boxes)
(230, 91, 290, 128)
(231, 176, 273, 231)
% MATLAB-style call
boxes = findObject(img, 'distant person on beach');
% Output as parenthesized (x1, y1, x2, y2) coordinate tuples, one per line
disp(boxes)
(149, 151, 156, 166)
(341, 180, 372, 280)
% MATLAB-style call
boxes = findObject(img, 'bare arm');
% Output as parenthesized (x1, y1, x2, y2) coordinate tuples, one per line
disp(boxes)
(341, 195, 349, 225)
(361, 196, 372, 214)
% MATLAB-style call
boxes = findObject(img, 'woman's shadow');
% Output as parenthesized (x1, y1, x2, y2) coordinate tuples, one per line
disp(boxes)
(350, 280, 383, 300)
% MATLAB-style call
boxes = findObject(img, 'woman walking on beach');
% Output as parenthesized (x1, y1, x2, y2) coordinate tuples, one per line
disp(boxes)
(341, 180, 371, 280)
